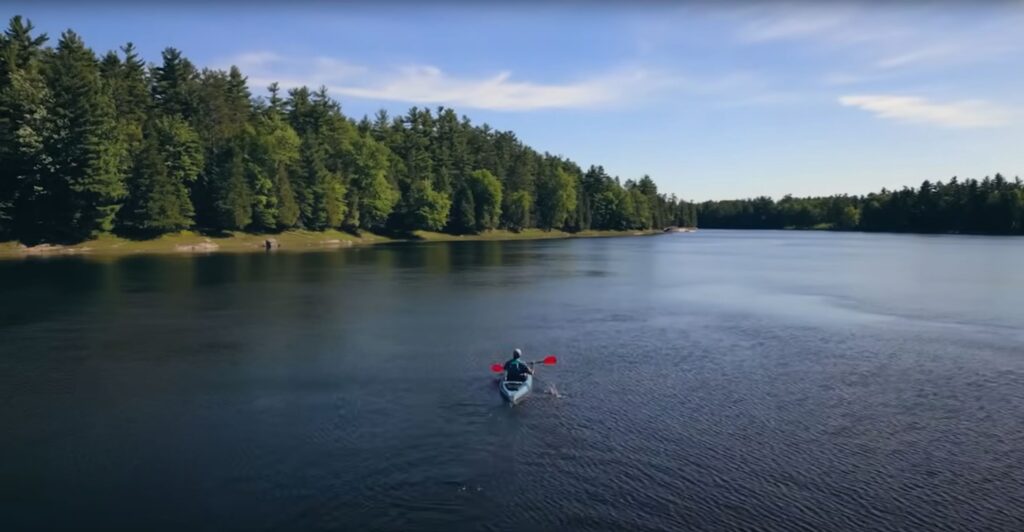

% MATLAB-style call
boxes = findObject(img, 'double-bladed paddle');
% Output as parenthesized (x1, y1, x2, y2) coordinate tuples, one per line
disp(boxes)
(491, 355, 557, 372)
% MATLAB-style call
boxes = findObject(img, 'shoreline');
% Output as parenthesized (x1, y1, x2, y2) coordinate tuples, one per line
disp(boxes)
(0, 228, 663, 260)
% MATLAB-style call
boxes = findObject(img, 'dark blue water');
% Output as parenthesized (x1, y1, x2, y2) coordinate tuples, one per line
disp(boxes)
(2, 231, 1023, 531)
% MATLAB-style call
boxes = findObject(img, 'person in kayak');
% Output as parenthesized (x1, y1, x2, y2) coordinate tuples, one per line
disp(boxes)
(503, 349, 534, 382)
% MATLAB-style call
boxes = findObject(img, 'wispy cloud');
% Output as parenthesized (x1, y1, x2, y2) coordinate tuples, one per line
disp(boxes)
(325, 66, 675, 111)
(730, 3, 1023, 77)
(230, 52, 285, 70)
(874, 40, 1018, 71)
(735, 7, 852, 43)
(839, 94, 1011, 128)
(874, 45, 961, 69)
(226, 52, 757, 112)
(729, 4, 904, 46)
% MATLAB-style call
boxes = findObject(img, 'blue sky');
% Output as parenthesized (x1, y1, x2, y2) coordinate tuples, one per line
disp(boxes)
(7, 2, 1024, 200)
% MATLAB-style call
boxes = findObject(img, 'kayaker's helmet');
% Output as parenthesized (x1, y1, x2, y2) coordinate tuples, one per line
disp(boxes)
(512, 348, 522, 359)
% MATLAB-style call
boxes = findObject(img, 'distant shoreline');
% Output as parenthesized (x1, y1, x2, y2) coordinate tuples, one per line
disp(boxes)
(697, 226, 1024, 237)
(0, 229, 664, 259)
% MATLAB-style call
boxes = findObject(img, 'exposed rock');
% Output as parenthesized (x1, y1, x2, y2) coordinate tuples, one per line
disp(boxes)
(22, 243, 90, 255)
(320, 239, 353, 248)
(175, 241, 219, 253)
(264, 238, 279, 250)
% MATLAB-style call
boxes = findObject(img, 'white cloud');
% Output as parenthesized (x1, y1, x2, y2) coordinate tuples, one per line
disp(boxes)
(326, 66, 658, 111)
(729, 3, 1024, 77)
(874, 45, 961, 69)
(228, 52, 284, 70)
(736, 8, 851, 43)
(872, 41, 1018, 71)
(839, 94, 1011, 128)
(726, 4, 907, 46)
(223, 51, 750, 111)
(309, 56, 369, 78)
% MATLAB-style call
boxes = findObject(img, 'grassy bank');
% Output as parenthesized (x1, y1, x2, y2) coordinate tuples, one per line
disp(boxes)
(411, 228, 656, 242)
(0, 228, 660, 259)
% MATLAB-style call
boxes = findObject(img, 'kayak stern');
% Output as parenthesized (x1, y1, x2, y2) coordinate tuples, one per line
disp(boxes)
(499, 374, 533, 405)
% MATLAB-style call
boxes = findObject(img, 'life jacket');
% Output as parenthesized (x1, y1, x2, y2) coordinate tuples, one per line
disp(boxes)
(505, 358, 528, 377)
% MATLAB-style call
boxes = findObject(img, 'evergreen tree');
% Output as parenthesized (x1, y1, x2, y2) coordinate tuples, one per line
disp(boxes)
(250, 93, 300, 230)
(0, 16, 49, 239)
(211, 144, 252, 230)
(627, 186, 652, 229)
(274, 163, 300, 230)
(101, 43, 149, 150)
(450, 182, 476, 234)
(118, 117, 201, 234)
(287, 86, 347, 229)
(497, 148, 539, 229)
(297, 134, 345, 229)
(41, 30, 125, 242)
(193, 66, 255, 230)
(151, 47, 199, 120)
(502, 190, 532, 231)
(101, 42, 152, 228)
(592, 189, 624, 230)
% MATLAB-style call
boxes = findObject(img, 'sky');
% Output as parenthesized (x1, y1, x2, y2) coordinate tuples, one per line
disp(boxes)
(6, 1, 1024, 200)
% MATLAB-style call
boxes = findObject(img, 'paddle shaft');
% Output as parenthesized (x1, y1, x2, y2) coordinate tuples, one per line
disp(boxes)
(490, 356, 556, 372)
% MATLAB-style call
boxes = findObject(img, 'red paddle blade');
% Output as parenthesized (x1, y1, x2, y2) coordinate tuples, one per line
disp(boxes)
(491, 363, 504, 373)
(543, 355, 557, 365)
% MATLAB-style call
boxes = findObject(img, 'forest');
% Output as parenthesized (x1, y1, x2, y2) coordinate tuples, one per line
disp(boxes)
(0, 17, 697, 245)
(698, 175, 1024, 234)
(2, 16, 1021, 246)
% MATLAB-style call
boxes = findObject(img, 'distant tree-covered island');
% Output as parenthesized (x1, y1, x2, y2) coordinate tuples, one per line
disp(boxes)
(699, 176, 1024, 235)
(0, 16, 696, 248)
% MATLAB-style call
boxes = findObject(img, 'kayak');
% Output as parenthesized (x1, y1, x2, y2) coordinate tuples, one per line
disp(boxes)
(499, 374, 533, 404)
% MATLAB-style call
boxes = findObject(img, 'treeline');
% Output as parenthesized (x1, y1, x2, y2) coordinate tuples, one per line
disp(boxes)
(0, 17, 695, 245)
(698, 175, 1024, 235)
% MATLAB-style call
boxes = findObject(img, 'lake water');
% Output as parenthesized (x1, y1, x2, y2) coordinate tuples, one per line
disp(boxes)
(2, 231, 1023, 531)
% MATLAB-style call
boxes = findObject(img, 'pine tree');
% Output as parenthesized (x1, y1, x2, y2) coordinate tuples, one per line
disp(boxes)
(42, 30, 125, 242)
(0, 16, 49, 240)
(502, 190, 532, 231)
(249, 94, 300, 230)
(450, 182, 476, 234)
(101, 43, 149, 149)
(101, 42, 153, 227)
(118, 116, 202, 234)
(286, 86, 348, 229)
(274, 164, 300, 230)
(203, 144, 250, 230)
(119, 121, 193, 234)
(193, 66, 255, 230)
(151, 47, 199, 121)
(627, 187, 651, 229)
(297, 134, 345, 229)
